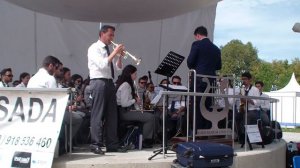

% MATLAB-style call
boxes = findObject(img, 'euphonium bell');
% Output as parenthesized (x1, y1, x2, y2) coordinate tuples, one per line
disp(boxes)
(111, 41, 142, 65)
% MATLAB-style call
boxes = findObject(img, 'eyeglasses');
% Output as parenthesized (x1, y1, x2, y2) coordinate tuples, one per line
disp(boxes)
(5, 74, 13, 77)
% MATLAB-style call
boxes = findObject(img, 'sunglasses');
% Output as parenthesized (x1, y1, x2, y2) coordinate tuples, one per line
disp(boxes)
(140, 82, 146, 84)
(173, 82, 181, 85)
(5, 74, 13, 77)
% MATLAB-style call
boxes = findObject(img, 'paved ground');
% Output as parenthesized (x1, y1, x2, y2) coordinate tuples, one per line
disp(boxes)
(282, 132, 300, 142)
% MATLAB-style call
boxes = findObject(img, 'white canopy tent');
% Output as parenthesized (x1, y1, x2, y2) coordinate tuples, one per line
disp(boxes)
(266, 73, 300, 127)
(0, 0, 220, 84)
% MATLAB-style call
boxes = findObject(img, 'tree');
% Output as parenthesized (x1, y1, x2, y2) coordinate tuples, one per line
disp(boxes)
(220, 40, 259, 78)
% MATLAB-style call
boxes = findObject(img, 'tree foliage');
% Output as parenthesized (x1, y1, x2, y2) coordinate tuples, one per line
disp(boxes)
(220, 40, 259, 77)
(220, 39, 299, 91)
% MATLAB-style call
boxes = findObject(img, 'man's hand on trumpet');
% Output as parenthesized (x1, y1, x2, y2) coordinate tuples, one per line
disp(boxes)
(111, 43, 125, 57)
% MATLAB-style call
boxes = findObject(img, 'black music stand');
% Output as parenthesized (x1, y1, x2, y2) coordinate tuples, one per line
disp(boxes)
(148, 51, 184, 160)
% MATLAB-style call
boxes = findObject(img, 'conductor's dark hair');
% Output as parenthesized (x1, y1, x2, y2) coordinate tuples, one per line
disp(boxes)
(42, 55, 62, 68)
(99, 25, 115, 36)
(194, 26, 208, 36)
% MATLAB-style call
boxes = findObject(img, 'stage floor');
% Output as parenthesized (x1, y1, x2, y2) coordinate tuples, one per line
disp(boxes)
(53, 139, 286, 168)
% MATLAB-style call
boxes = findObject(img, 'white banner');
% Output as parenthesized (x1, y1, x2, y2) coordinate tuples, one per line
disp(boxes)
(0, 88, 69, 168)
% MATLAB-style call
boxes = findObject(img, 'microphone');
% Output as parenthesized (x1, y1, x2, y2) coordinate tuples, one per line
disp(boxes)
(292, 23, 300, 33)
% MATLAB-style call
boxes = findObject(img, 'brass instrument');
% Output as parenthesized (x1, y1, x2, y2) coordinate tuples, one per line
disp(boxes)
(239, 85, 246, 113)
(144, 90, 154, 110)
(111, 41, 141, 65)
(133, 81, 143, 112)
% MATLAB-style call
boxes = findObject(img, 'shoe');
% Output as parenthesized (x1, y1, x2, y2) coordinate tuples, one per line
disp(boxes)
(90, 147, 105, 155)
(106, 146, 128, 153)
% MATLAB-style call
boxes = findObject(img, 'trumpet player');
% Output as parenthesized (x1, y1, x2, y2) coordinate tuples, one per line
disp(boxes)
(87, 25, 126, 154)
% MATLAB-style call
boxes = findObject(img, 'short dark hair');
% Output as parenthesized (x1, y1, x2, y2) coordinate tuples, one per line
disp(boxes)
(138, 75, 148, 82)
(1, 68, 12, 76)
(19, 72, 30, 81)
(42, 55, 62, 68)
(255, 81, 264, 87)
(241, 72, 252, 79)
(99, 25, 115, 37)
(62, 67, 70, 75)
(194, 26, 208, 36)
(172, 75, 181, 82)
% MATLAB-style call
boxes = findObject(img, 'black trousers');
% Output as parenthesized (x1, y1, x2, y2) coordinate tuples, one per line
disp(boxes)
(90, 78, 119, 149)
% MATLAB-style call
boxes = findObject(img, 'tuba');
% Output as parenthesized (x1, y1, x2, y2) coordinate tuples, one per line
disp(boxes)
(111, 41, 141, 65)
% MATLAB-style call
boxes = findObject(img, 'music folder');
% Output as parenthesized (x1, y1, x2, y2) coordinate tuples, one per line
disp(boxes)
(159, 84, 188, 92)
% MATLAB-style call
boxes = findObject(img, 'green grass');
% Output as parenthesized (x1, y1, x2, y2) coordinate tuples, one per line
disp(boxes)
(282, 127, 300, 133)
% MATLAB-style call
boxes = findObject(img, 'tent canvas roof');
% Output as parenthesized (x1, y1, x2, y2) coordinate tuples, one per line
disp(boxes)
(272, 73, 300, 92)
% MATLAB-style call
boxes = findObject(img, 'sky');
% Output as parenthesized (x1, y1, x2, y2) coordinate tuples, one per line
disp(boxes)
(214, 0, 300, 63)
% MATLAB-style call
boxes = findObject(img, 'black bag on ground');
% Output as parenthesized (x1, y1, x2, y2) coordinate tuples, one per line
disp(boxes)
(270, 120, 282, 139)
(174, 142, 234, 168)
(259, 126, 275, 145)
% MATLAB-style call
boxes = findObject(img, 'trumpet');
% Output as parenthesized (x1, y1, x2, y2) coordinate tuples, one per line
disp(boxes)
(111, 41, 142, 65)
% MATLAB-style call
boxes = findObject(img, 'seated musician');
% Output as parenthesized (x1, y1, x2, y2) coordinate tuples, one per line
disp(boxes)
(167, 75, 186, 137)
(116, 65, 155, 148)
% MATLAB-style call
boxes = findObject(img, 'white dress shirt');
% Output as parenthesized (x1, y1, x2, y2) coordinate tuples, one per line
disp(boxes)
(245, 85, 261, 110)
(88, 40, 120, 79)
(16, 82, 26, 88)
(260, 92, 270, 111)
(116, 82, 136, 107)
(0, 82, 9, 87)
(27, 68, 57, 88)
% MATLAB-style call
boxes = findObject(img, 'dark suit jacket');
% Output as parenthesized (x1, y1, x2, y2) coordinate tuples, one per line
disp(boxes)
(187, 38, 221, 76)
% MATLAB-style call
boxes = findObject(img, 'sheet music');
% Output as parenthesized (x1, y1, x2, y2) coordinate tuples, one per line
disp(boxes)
(151, 90, 163, 105)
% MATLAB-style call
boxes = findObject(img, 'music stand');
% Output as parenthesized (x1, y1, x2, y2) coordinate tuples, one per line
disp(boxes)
(148, 51, 184, 160)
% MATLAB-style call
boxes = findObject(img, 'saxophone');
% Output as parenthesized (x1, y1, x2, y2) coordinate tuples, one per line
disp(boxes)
(239, 85, 246, 113)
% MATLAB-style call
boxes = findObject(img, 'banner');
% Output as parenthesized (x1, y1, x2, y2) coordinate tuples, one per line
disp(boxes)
(0, 88, 69, 168)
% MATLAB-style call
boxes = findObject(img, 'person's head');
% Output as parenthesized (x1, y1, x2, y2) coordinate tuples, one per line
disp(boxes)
(71, 74, 83, 88)
(19, 72, 30, 86)
(241, 72, 252, 87)
(62, 67, 71, 82)
(194, 26, 208, 40)
(99, 25, 115, 45)
(160, 79, 170, 85)
(42, 55, 62, 76)
(0, 68, 13, 83)
(172, 75, 182, 85)
(146, 83, 155, 92)
(138, 76, 148, 88)
(255, 81, 264, 93)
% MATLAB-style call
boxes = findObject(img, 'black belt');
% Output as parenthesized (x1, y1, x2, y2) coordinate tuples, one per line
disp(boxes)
(91, 78, 113, 82)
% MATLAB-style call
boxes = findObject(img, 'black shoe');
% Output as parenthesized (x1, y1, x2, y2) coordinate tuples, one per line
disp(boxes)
(91, 147, 105, 155)
(106, 146, 127, 153)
